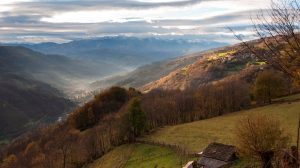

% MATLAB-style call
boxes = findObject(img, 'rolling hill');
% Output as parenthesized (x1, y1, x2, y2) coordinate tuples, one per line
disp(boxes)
(140, 44, 262, 92)
(89, 50, 208, 91)
(89, 43, 265, 94)
(88, 95, 300, 168)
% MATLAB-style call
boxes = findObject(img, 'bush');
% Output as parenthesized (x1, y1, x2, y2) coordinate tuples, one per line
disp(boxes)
(235, 114, 290, 168)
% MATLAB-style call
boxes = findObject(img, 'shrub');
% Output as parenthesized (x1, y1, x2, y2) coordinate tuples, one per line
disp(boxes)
(235, 114, 290, 168)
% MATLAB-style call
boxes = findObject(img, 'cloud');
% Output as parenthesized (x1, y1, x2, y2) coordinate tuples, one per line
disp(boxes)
(15, 0, 206, 12)
(0, 0, 271, 43)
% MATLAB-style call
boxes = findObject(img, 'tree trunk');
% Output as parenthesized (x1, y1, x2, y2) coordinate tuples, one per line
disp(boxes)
(287, 76, 293, 95)
(296, 115, 300, 167)
(291, 146, 298, 167)
(268, 87, 272, 104)
(260, 151, 274, 168)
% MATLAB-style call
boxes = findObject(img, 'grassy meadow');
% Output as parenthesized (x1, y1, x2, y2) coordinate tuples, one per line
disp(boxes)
(141, 100, 300, 152)
(87, 143, 184, 168)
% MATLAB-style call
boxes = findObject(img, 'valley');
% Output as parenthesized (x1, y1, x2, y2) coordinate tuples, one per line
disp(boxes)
(0, 37, 227, 142)
(2, 0, 300, 168)
(10, 37, 228, 99)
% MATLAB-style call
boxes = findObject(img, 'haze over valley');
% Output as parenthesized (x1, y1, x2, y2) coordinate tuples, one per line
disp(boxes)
(6, 37, 228, 99)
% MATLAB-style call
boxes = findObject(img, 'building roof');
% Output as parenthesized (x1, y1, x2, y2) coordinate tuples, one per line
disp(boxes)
(201, 142, 236, 162)
(198, 157, 230, 168)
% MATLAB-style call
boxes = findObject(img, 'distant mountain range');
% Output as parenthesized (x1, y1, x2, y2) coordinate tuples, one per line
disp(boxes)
(19, 36, 228, 68)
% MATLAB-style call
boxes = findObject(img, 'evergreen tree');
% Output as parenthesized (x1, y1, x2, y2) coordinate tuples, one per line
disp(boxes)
(128, 98, 146, 138)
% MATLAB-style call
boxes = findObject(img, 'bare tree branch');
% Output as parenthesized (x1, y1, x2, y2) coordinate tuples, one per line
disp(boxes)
(230, 0, 300, 84)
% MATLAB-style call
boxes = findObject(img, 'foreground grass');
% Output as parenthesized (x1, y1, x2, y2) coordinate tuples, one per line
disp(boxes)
(87, 143, 184, 168)
(142, 101, 300, 152)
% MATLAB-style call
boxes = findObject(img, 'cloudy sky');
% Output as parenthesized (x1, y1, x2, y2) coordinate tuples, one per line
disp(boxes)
(0, 0, 271, 43)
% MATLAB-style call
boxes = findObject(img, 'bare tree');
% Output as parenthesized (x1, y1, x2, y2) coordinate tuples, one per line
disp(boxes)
(230, 0, 300, 85)
(235, 114, 290, 168)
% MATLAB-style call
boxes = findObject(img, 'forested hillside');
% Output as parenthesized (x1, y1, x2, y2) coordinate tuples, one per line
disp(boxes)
(0, 80, 253, 168)
(140, 43, 266, 92)
(0, 46, 122, 94)
(0, 74, 74, 141)
(89, 51, 207, 91)
(0, 46, 79, 141)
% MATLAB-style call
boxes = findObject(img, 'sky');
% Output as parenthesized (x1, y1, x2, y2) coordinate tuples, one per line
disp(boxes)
(0, 0, 272, 43)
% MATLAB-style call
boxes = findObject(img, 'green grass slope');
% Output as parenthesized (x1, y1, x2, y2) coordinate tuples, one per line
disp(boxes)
(88, 96, 300, 168)
(87, 144, 184, 168)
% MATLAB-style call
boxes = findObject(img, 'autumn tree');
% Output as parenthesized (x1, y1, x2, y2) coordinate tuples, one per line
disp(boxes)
(69, 86, 130, 130)
(1, 154, 18, 168)
(235, 114, 290, 168)
(128, 98, 147, 139)
(254, 70, 285, 104)
(23, 141, 40, 167)
(195, 78, 251, 117)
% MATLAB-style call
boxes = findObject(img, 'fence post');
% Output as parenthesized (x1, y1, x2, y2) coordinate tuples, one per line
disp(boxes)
(297, 114, 300, 167)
